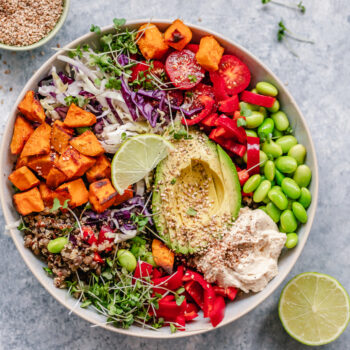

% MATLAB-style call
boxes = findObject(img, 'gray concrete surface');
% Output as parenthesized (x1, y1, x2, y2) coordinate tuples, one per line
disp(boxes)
(0, 0, 349, 349)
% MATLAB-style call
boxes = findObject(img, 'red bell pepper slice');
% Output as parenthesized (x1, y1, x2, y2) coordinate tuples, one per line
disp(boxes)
(186, 302, 200, 313)
(181, 95, 215, 126)
(153, 265, 184, 294)
(216, 116, 246, 144)
(213, 286, 238, 301)
(156, 296, 187, 319)
(185, 43, 199, 53)
(209, 130, 246, 157)
(213, 286, 227, 297)
(98, 225, 114, 244)
(184, 310, 198, 322)
(210, 71, 230, 101)
(242, 191, 253, 197)
(200, 112, 218, 127)
(82, 226, 98, 245)
(246, 136, 260, 175)
(184, 280, 204, 309)
(175, 315, 186, 331)
(93, 252, 104, 264)
(218, 95, 239, 114)
(133, 261, 153, 279)
(153, 268, 163, 279)
(237, 169, 250, 186)
(209, 295, 225, 327)
(240, 90, 276, 108)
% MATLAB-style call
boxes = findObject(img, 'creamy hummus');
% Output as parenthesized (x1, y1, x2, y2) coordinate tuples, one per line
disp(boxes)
(194, 207, 286, 293)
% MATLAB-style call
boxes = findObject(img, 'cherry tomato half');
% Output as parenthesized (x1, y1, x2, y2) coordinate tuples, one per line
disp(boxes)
(131, 60, 165, 82)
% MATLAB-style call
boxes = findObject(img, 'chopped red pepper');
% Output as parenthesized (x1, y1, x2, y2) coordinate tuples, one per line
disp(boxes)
(233, 111, 242, 120)
(175, 315, 186, 331)
(98, 225, 114, 245)
(211, 134, 247, 157)
(93, 252, 104, 264)
(133, 261, 153, 279)
(181, 95, 215, 126)
(237, 169, 250, 186)
(216, 116, 246, 144)
(153, 265, 184, 294)
(209, 295, 225, 327)
(184, 280, 204, 309)
(246, 136, 260, 175)
(213, 286, 238, 301)
(200, 112, 218, 127)
(82, 226, 98, 245)
(210, 71, 230, 101)
(153, 268, 163, 279)
(242, 191, 253, 197)
(156, 295, 187, 320)
(218, 95, 239, 114)
(240, 90, 276, 108)
(185, 43, 199, 53)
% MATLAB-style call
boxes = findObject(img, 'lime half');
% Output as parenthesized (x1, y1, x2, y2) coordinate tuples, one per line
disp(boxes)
(111, 134, 174, 193)
(279, 272, 350, 346)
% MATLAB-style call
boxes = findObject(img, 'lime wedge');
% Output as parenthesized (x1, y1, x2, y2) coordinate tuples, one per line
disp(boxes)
(279, 272, 350, 346)
(111, 134, 174, 193)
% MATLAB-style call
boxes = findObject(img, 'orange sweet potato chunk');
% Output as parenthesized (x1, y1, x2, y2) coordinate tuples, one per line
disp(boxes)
(89, 179, 118, 213)
(21, 123, 51, 157)
(56, 146, 96, 179)
(57, 179, 89, 208)
(27, 153, 58, 179)
(63, 103, 97, 128)
(70, 130, 104, 157)
(17, 91, 46, 124)
(51, 120, 74, 154)
(136, 23, 169, 60)
(114, 186, 133, 206)
(13, 187, 44, 216)
(8, 166, 40, 191)
(164, 19, 192, 51)
(39, 182, 71, 207)
(15, 155, 29, 169)
(10, 115, 34, 155)
(46, 166, 67, 189)
(196, 35, 224, 72)
(86, 155, 111, 183)
(152, 239, 174, 274)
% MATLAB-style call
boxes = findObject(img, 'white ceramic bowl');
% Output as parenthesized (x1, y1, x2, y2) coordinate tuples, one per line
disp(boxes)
(0, 19, 318, 338)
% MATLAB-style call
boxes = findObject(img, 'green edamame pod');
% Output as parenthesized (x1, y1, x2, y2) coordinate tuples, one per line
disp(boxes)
(256, 82, 278, 96)
(253, 180, 272, 203)
(276, 135, 298, 154)
(47, 237, 68, 254)
(266, 202, 281, 223)
(267, 99, 280, 113)
(258, 118, 275, 136)
(298, 187, 312, 209)
(275, 156, 298, 174)
(259, 151, 268, 167)
(281, 178, 301, 199)
(288, 144, 306, 165)
(264, 160, 275, 181)
(292, 202, 308, 224)
(280, 210, 298, 233)
(117, 249, 137, 272)
(268, 188, 288, 210)
(273, 128, 283, 138)
(243, 174, 261, 193)
(275, 168, 285, 186)
(271, 111, 289, 131)
(262, 140, 283, 158)
(246, 111, 265, 129)
(293, 165, 312, 187)
(285, 233, 298, 249)
(245, 130, 258, 137)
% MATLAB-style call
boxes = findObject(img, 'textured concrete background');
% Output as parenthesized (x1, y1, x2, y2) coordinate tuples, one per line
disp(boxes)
(0, 0, 349, 349)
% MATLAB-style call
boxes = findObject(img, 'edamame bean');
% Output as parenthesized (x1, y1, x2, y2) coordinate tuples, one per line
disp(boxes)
(117, 249, 137, 272)
(240, 101, 259, 112)
(272, 185, 282, 191)
(263, 196, 271, 204)
(279, 223, 287, 233)
(275, 156, 298, 174)
(251, 88, 258, 93)
(253, 180, 272, 202)
(266, 202, 281, 223)
(275, 168, 285, 186)
(264, 160, 275, 181)
(267, 99, 280, 113)
(243, 150, 267, 167)
(271, 111, 289, 131)
(259, 107, 268, 118)
(268, 188, 288, 210)
(285, 233, 298, 249)
(281, 178, 301, 199)
(243, 174, 261, 193)
(292, 202, 308, 224)
(246, 111, 265, 129)
(299, 187, 312, 209)
(256, 82, 278, 97)
(276, 135, 298, 153)
(293, 165, 312, 187)
(287, 200, 293, 210)
(47, 237, 68, 254)
(259, 206, 267, 213)
(245, 130, 258, 137)
(262, 140, 283, 158)
(288, 144, 306, 165)
(273, 129, 284, 138)
(280, 210, 298, 233)
(258, 118, 275, 136)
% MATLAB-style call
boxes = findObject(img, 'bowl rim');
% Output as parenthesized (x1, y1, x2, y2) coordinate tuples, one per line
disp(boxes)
(0, 19, 319, 339)
(0, 0, 70, 51)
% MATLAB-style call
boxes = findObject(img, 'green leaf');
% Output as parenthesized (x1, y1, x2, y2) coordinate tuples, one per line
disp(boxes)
(90, 24, 101, 35)
(170, 178, 176, 185)
(176, 287, 185, 295)
(297, 1, 306, 13)
(17, 220, 29, 231)
(261, 0, 270, 3)
(237, 118, 247, 127)
(170, 323, 177, 333)
(188, 74, 197, 83)
(113, 18, 126, 29)
(175, 295, 185, 306)
(43, 267, 53, 275)
(80, 300, 92, 308)
(186, 207, 197, 216)
(240, 102, 253, 117)
(50, 198, 70, 213)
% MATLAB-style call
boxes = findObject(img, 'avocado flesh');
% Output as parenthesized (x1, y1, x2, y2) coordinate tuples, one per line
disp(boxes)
(152, 130, 241, 254)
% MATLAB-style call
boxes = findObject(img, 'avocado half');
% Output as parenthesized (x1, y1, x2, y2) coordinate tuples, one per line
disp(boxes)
(152, 131, 241, 254)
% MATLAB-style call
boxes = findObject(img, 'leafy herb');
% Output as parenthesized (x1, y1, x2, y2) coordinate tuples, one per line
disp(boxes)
(90, 24, 101, 35)
(105, 77, 122, 90)
(61, 226, 74, 236)
(43, 267, 53, 275)
(131, 213, 149, 232)
(172, 126, 192, 140)
(262, 0, 306, 13)
(175, 294, 186, 306)
(185, 91, 194, 98)
(237, 118, 247, 127)
(188, 74, 197, 83)
(121, 132, 127, 141)
(17, 220, 29, 231)
(278, 20, 314, 44)
(50, 198, 70, 213)
(186, 207, 197, 216)
(258, 131, 272, 143)
(239, 102, 253, 117)
(64, 95, 89, 107)
(170, 323, 177, 333)
(170, 178, 176, 185)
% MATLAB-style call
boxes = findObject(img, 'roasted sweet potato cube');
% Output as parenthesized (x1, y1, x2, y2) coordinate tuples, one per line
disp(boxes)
(8, 166, 40, 191)
(27, 153, 58, 179)
(114, 186, 133, 206)
(10, 115, 34, 155)
(13, 187, 44, 216)
(56, 146, 96, 179)
(21, 123, 51, 157)
(57, 179, 89, 208)
(89, 179, 118, 213)
(17, 90, 46, 124)
(86, 155, 111, 183)
(136, 23, 169, 60)
(16, 155, 29, 169)
(63, 103, 96, 128)
(70, 130, 104, 157)
(51, 120, 74, 154)
(152, 239, 174, 274)
(196, 35, 224, 72)
(39, 182, 71, 207)
(46, 166, 67, 189)
(164, 19, 192, 51)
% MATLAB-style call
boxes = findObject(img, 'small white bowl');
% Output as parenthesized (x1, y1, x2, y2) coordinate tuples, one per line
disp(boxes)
(0, 19, 318, 338)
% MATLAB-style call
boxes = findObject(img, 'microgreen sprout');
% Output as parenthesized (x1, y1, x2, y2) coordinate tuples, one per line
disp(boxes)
(262, 0, 306, 14)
